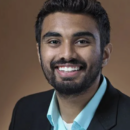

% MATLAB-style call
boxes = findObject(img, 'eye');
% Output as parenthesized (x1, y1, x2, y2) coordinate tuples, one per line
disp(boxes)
(47, 39, 61, 47)
(49, 40, 60, 44)
(75, 39, 90, 46)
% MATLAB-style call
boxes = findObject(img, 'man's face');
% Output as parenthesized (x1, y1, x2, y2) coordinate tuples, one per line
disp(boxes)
(39, 12, 103, 95)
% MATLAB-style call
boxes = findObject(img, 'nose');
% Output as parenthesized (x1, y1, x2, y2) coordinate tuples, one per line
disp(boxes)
(59, 42, 77, 61)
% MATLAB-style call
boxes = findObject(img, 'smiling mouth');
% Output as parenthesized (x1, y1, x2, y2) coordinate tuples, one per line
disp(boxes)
(55, 64, 83, 71)
(58, 66, 81, 72)
(55, 64, 84, 77)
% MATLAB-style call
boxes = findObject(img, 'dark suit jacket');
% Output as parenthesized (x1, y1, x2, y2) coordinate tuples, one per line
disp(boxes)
(9, 79, 130, 130)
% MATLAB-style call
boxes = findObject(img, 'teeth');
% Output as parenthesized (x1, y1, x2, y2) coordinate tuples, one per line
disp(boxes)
(59, 67, 80, 72)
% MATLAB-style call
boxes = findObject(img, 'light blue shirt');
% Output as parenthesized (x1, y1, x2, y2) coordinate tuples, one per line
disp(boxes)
(47, 76, 107, 130)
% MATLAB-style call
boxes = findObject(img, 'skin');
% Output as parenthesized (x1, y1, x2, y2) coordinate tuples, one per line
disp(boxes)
(37, 12, 112, 123)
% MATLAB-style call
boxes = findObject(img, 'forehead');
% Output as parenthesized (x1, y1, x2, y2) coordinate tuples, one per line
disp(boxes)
(41, 12, 99, 38)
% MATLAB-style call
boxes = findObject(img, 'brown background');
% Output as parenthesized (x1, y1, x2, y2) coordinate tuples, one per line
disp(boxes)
(0, 0, 130, 129)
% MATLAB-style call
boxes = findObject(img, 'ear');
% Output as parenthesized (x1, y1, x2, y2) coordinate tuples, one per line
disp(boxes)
(102, 43, 112, 67)
(36, 43, 41, 64)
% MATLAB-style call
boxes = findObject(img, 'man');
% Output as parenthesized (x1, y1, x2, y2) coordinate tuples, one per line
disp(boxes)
(9, 0, 130, 130)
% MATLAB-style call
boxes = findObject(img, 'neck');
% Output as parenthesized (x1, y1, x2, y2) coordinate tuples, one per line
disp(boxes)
(56, 74, 102, 123)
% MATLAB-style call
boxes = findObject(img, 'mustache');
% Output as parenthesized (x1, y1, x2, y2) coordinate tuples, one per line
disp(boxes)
(50, 58, 87, 70)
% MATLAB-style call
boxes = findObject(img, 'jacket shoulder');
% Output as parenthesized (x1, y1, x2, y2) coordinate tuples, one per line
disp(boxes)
(110, 90, 130, 130)
(9, 90, 54, 130)
(16, 89, 54, 109)
(118, 90, 130, 111)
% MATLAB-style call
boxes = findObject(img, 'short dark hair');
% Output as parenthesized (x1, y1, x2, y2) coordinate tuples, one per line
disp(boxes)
(35, 0, 110, 53)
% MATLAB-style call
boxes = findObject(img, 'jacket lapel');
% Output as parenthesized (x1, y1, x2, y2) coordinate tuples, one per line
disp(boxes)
(88, 79, 119, 130)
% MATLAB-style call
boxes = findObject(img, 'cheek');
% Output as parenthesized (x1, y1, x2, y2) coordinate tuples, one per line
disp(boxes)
(78, 47, 101, 66)
(40, 46, 57, 68)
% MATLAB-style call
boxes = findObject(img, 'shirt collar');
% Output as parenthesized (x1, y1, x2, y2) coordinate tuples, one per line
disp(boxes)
(47, 91, 59, 126)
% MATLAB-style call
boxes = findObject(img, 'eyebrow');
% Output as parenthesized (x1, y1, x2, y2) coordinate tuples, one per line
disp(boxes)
(42, 31, 95, 40)
(42, 32, 62, 39)
(73, 32, 95, 39)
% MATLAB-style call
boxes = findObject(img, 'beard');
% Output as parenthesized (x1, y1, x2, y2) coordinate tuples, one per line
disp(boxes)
(40, 55, 103, 96)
